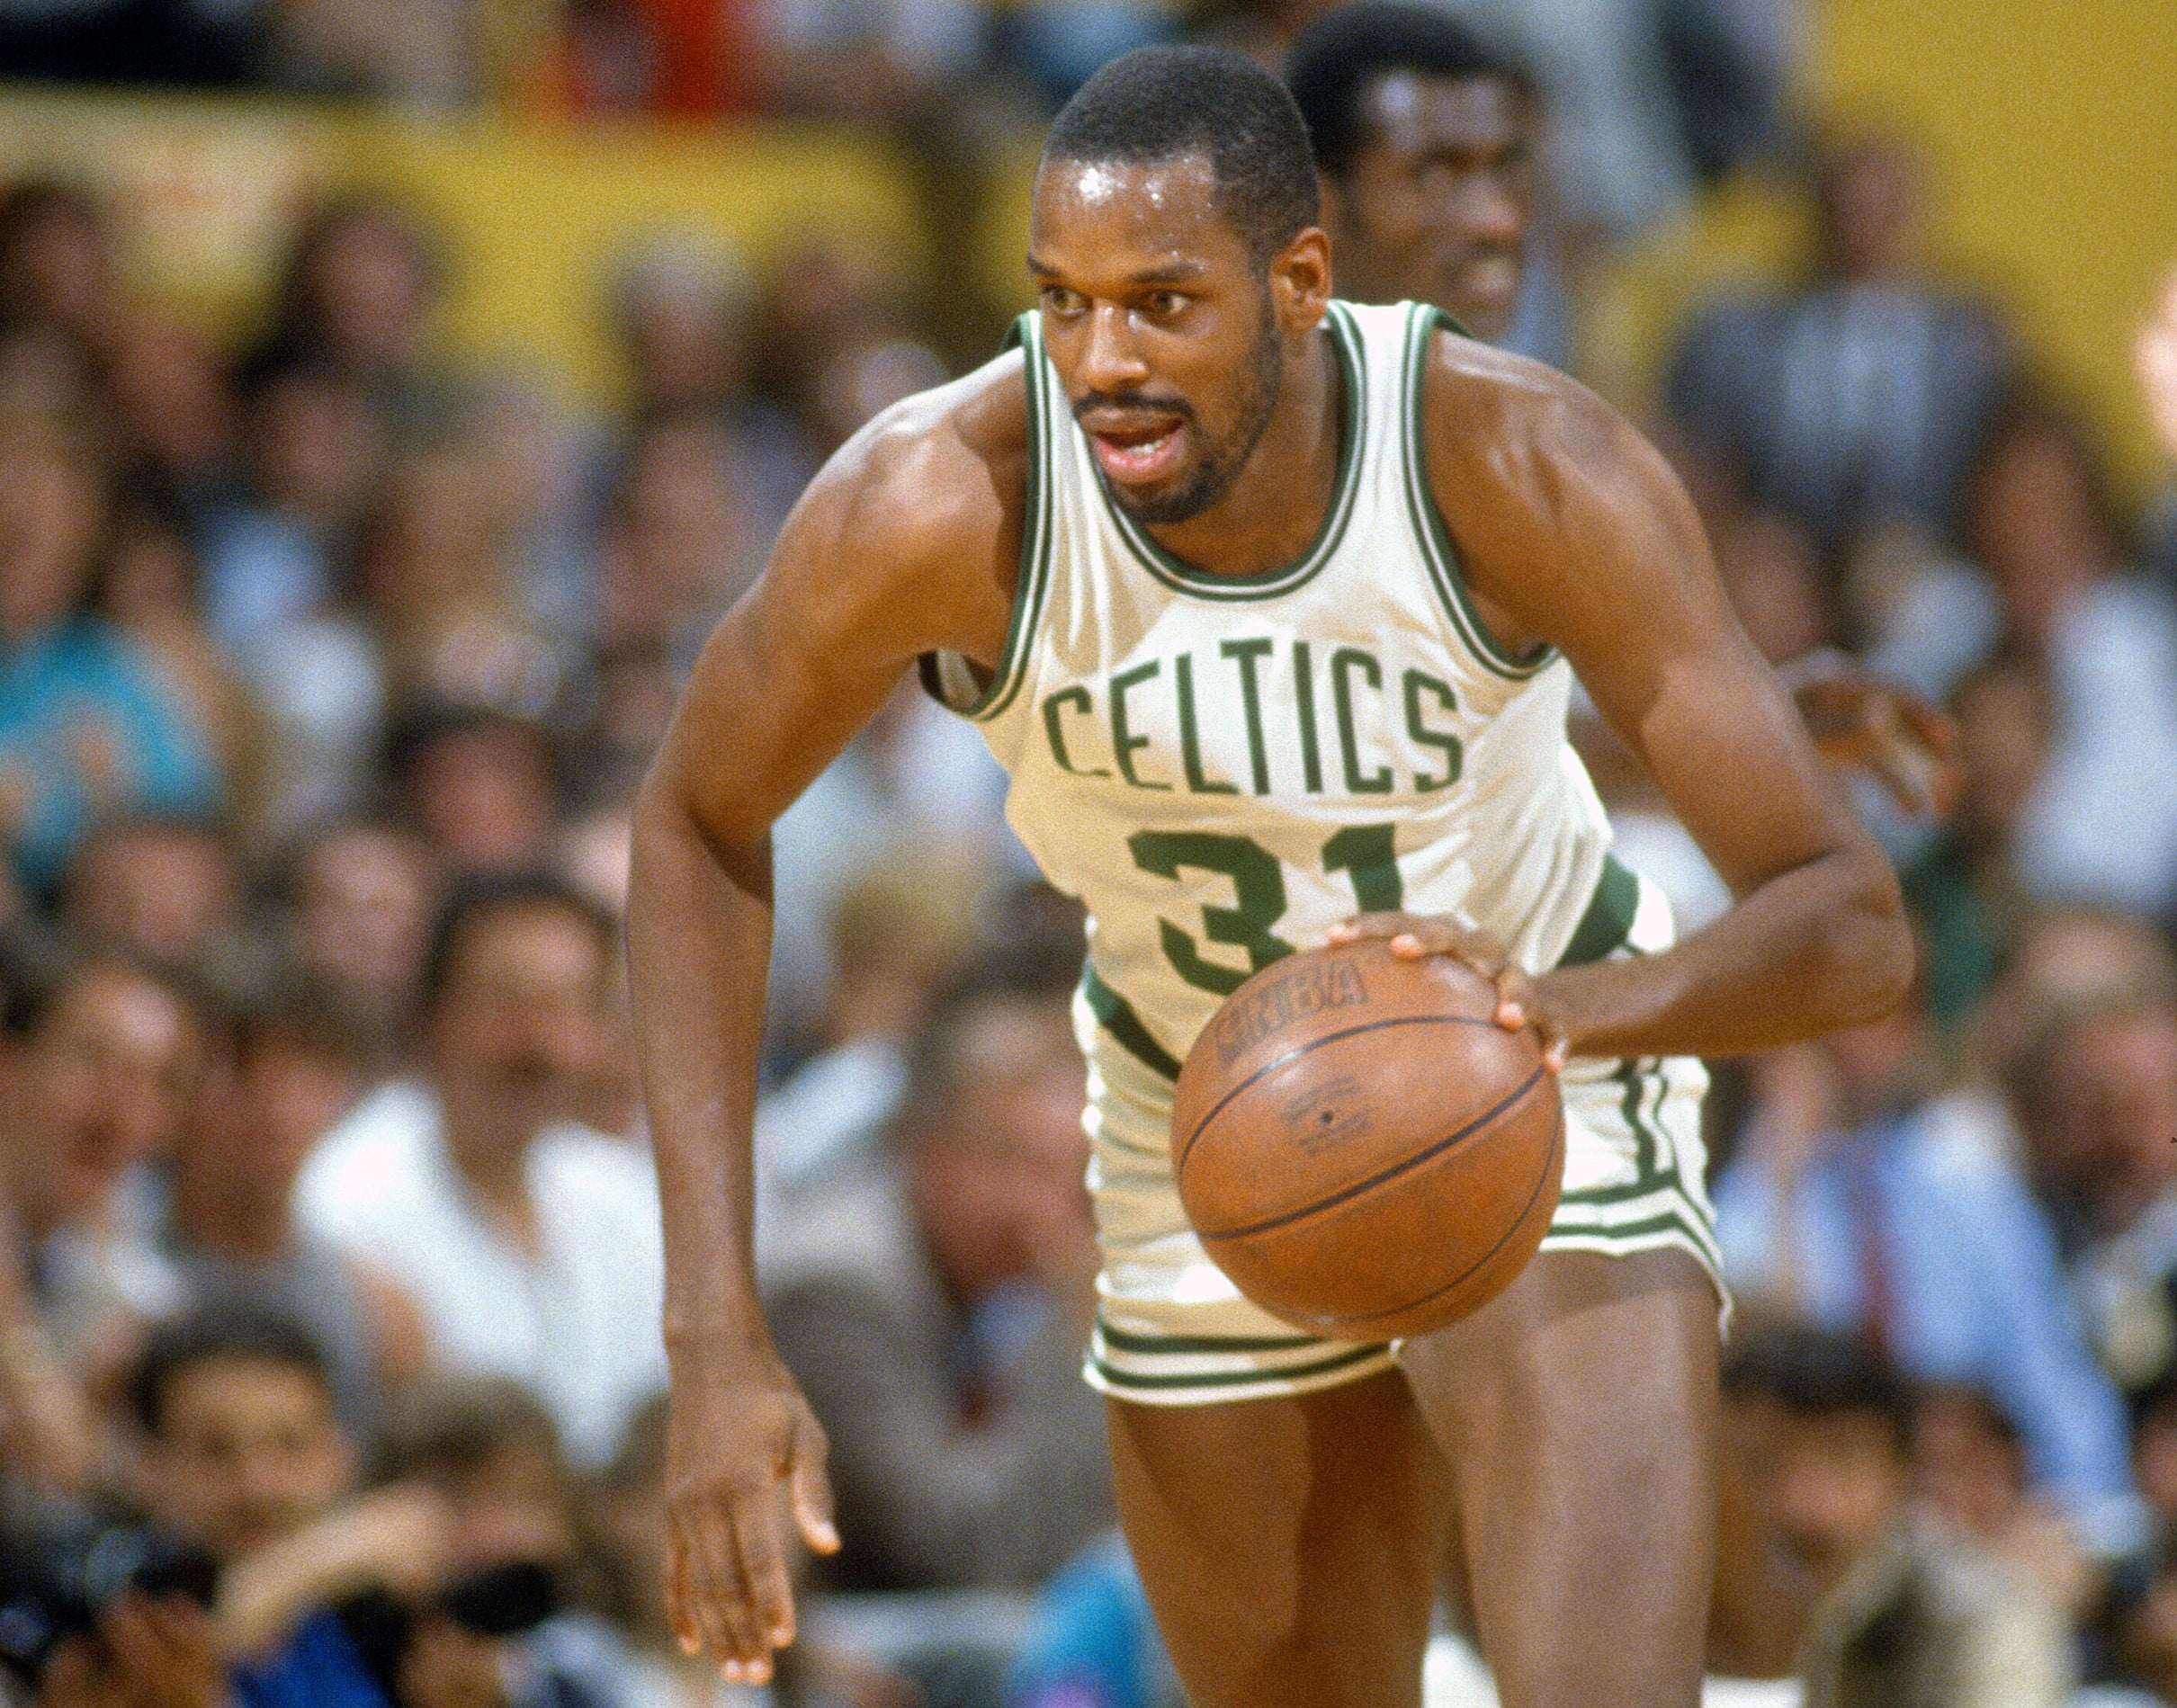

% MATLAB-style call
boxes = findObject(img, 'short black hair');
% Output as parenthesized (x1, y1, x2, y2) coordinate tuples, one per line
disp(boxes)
(0, 924, 197, 1042)
(1286, 3, 1533, 182)
(1722, 1321, 1913, 1448)
(131, 1301, 332, 1437)
(420, 872, 617, 1007)
(1043, 44, 1320, 264)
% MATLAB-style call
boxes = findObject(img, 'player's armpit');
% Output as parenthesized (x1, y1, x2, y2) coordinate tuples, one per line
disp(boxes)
(1418, 338, 1912, 1060)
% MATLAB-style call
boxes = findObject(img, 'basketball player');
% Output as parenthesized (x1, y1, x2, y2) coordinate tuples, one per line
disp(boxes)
(629, 45, 1912, 1708)
(1286, 0, 1959, 817)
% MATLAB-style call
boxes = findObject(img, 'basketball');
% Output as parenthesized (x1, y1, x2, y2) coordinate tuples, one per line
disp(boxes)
(1170, 939, 1565, 1342)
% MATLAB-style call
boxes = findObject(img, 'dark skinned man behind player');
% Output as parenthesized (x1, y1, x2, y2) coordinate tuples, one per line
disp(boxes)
(1286, 0, 1958, 818)
(629, 45, 1912, 1708)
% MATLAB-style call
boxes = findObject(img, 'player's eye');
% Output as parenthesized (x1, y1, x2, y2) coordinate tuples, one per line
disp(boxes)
(1143, 291, 1187, 318)
(1040, 285, 1087, 317)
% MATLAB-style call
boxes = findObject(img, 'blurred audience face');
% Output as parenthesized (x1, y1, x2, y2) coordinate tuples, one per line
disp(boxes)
(99, 510, 203, 630)
(1966, 408, 2117, 650)
(2135, 1391, 2177, 1529)
(617, 253, 752, 416)
(1822, 1006, 1926, 1126)
(2029, 1004, 2177, 1239)
(1761, 1400, 1910, 1602)
(905, 994, 1092, 1307)
(1817, 139, 1924, 283)
(426, 899, 611, 1167)
(361, 450, 502, 627)
(1321, 69, 1532, 340)
(0, 185, 112, 339)
(1913, 1384, 2027, 1543)
(251, 365, 382, 529)
(0, 429, 103, 642)
(106, 312, 236, 488)
(294, 207, 435, 380)
(63, 820, 240, 970)
(180, 1007, 366, 1233)
(2, 961, 195, 1239)
(291, 823, 439, 1036)
(140, 1352, 355, 1562)
(599, 414, 751, 648)
(1713, 508, 1830, 666)
(399, 720, 560, 877)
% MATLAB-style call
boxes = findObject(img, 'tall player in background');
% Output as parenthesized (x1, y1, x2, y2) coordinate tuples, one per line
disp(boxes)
(630, 45, 1912, 1708)
(1286, 1, 1959, 818)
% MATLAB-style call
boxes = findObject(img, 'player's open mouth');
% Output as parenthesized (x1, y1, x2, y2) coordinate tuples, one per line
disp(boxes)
(1088, 424, 1183, 484)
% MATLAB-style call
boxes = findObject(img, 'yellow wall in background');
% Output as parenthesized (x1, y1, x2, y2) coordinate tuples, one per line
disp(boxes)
(1808, 0, 2177, 498)
(0, 92, 929, 412)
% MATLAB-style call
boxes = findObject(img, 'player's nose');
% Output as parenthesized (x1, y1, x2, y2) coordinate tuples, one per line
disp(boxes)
(1079, 305, 1151, 393)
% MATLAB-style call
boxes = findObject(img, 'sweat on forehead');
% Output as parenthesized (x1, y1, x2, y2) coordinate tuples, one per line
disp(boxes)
(1040, 44, 1319, 264)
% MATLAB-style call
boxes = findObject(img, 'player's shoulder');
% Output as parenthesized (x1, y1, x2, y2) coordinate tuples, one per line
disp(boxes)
(807, 344, 1031, 568)
(1419, 324, 1662, 512)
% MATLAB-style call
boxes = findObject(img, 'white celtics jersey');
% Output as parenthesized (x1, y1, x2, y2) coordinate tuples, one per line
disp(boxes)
(925, 299, 1618, 1081)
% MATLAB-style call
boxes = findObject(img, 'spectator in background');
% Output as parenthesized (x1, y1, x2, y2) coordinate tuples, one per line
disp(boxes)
(762, 946, 1112, 1592)
(248, 201, 452, 445)
(1715, 999, 2142, 1553)
(2008, 995, 2177, 1398)
(157, 967, 426, 1435)
(295, 876, 666, 1468)
(278, 817, 443, 1065)
(1952, 395, 2177, 917)
(386, 707, 564, 881)
(0, 937, 201, 1486)
(1666, 132, 2012, 552)
(1724, 1323, 2074, 1706)
(59, 814, 245, 973)
(0, 420, 222, 897)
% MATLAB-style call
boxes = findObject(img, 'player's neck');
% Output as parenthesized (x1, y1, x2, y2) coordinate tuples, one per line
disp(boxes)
(1141, 324, 1343, 580)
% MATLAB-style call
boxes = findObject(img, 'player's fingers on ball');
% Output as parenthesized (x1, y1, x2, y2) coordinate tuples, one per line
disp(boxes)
(786, 1414, 839, 1555)
(1491, 963, 1536, 1029)
(1326, 912, 1410, 943)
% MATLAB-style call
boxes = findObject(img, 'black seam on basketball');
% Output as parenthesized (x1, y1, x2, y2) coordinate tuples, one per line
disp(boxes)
(1295, 1106, 1564, 1333)
(1190, 1063, 1550, 1239)
(1175, 1011, 1502, 1176)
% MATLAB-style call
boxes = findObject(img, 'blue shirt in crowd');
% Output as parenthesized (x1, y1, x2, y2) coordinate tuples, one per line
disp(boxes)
(0, 616, 221, 890)
(1714, 1098, 2144, 1552)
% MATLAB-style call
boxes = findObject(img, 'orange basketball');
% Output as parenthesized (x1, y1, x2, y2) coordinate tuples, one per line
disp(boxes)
(1170, 939, 1564, 1342)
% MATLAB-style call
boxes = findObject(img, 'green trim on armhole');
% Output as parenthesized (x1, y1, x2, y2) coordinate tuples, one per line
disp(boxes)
(1081, 963, 1184, 1080)
(1100, 303, 1368, 603)
(944, 311, 1055, 722)
(1401, 303, 1556, 682)
(1554, 854, 1641, 968)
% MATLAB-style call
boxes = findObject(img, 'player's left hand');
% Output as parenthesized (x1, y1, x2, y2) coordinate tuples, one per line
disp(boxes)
(1324, 916, 1567, 1072)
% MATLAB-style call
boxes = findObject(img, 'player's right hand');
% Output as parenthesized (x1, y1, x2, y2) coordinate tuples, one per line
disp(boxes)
(662, 1354, 839, 1686)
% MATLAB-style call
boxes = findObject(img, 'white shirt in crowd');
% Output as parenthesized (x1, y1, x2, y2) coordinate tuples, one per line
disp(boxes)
(294, 1079, 668, 1468)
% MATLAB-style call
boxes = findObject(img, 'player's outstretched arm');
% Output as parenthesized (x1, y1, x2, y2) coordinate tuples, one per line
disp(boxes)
(1350, 336, 1912, 1062)
(627, 359, 1025, 1685)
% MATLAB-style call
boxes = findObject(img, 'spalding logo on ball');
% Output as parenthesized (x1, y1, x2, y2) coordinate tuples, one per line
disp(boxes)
(1171, 939, 1564, 1341)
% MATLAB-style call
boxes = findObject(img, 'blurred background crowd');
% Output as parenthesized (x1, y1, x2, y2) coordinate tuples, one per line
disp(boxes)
(0, 0, 2170, 1704)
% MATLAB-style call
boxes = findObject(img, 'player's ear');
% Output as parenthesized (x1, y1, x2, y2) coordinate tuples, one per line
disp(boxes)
(1270, 227, 1333, 331)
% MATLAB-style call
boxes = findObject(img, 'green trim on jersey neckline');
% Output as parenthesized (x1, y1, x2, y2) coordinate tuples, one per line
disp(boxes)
(1093, 301, 1369, 602)
(1402, 303, 1556, 681)
(954, 317, 1057, 722)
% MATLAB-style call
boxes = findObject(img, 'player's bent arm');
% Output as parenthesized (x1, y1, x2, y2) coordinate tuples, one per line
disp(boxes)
(1425, 340, 1912, 1060)
(626, 357, 1026, 1676)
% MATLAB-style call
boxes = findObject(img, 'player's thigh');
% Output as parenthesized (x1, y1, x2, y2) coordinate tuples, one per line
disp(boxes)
(1106, 1369, 1448, 1708)
(1397, 1247, 1721, 1708)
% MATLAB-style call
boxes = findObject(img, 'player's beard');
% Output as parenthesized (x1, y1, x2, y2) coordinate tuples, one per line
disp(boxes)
(1088, 296, 1283, 528)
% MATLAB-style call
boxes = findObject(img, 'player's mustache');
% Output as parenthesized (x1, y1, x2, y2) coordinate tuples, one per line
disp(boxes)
(1073, 390, 1196, 428)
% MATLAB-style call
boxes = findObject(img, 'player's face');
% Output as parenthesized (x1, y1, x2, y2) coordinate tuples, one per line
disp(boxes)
(1326, 72, 1531, 341)
(1029, 154, 1295, 526)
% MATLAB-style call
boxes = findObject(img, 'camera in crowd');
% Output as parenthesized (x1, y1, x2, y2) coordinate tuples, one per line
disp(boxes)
(0, 1507, 218, 1686)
